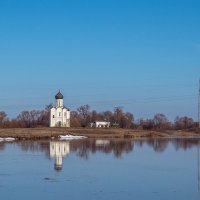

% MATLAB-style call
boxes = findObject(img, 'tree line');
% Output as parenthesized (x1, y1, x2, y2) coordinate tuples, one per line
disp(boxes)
(0, 104, 198, 130)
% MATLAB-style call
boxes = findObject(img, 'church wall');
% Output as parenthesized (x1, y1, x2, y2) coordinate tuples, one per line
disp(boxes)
(50, 107, 70, 127)
(50, 91, 70, 128)
(50, 108, 56, 127)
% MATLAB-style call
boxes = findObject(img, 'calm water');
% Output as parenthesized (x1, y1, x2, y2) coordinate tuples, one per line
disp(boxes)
(0, 138, 200, 200)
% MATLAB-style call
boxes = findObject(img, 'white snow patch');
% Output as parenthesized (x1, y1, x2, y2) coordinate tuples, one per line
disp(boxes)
(0, 137, 16, 142)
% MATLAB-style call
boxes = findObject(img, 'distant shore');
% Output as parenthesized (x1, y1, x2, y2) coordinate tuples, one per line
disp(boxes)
(0, 127, 199, 140)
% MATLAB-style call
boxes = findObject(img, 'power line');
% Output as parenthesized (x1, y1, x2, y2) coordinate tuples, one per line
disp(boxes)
(0, 94, 197, 110)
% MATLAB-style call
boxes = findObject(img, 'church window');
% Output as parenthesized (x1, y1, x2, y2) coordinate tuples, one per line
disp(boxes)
(53, 115, 55, 118)
(64, 112, 66, 117)
(59, 112, 61, 117)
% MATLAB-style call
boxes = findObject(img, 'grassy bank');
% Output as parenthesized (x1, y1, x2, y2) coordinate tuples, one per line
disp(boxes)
(0, 127, 199, 140)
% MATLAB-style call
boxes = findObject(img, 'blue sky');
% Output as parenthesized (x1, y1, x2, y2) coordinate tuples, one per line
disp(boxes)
(0, 0, 200, 120)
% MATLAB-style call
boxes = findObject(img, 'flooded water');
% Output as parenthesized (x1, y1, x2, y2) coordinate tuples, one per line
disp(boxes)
(0, 138, 200, 200)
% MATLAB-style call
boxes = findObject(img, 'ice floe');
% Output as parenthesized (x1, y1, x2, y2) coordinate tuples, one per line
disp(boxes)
(0, 137, 16, 142)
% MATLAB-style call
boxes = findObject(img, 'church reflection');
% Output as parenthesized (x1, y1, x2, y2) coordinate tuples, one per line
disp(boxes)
(50, 141, 70, 171)
(48, 139, 134, 171)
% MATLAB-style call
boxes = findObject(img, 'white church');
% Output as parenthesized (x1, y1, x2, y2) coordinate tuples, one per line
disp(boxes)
(50, 90, 70, 127)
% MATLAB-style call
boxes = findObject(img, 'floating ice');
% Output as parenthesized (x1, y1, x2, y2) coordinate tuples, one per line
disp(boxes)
(0, 137, 16, 142)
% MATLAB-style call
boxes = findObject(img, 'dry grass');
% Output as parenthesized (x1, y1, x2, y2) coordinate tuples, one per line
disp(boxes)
(0, 127, 199, 140)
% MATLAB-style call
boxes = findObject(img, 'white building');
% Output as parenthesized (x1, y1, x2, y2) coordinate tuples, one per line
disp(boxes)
(50, 90, 70, 127)
(90, 121, 111, 128)
(50, 141, 70, 171)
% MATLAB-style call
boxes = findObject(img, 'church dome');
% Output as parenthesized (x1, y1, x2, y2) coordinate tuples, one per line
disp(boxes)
(55, 90, 64, 99)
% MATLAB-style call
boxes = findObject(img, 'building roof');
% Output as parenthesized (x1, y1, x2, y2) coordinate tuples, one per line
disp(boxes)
(55, 90, 64, 99)
(64, 106, 70, 111)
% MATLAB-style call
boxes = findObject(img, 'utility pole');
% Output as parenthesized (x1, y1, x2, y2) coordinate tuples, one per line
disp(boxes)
(198, 144, 200, 192)
(198, 79, 200, 130)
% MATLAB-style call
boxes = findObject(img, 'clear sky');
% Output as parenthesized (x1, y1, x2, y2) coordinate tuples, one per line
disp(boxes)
(0, 0, 200, 121)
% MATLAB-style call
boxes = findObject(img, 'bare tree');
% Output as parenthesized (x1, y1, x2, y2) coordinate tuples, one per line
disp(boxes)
(17, 111, 32, 128)
(77, 104, 90, 127)
(17, 110, 44, 128)
(0, 111, 8, 128)
(121, 112, 134, 128)
(113, 107, 134, 128)
(153, 113, 168, 130)
(174, 116, 194, 130)
(102, 111, 114, 122)
(90, 110, 101, 122)
(38, 104, 53, 127)
(70, 111, 81, 127)
(138, 118, 154, 130)
(114, 107, 123, 125)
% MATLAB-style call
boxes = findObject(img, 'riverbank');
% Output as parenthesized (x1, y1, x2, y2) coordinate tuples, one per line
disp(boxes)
(0, 127, 199, 140)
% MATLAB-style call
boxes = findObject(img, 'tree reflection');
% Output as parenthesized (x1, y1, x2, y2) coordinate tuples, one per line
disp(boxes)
(0, 138, 200, 157)
(16, 140, 50, 158)
(0, 143, 5, 151)
(69, 139, 134, 159)
(134, 138, 200, 153)
(144, 139, 169, 153)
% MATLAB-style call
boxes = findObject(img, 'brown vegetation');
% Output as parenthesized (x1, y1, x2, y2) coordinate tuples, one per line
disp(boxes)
(0, 127, 199, 140)
(0, 104, 199, 140)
